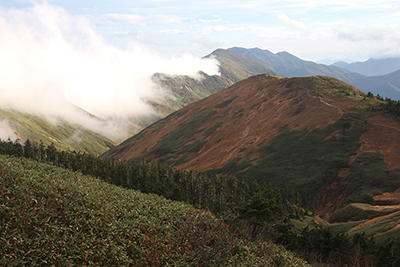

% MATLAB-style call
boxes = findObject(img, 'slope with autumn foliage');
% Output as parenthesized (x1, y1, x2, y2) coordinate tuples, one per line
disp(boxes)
(103, 74, 400, 241)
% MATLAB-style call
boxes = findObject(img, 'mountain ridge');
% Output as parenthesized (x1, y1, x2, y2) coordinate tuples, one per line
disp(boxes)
(103, 74, 400, 240)
(228, 47, 364, 80)
(151, 49, 279, 114)
(229, 47, 400, 100)
(332, 57, 400, 76)
(106, 75, 399, 199)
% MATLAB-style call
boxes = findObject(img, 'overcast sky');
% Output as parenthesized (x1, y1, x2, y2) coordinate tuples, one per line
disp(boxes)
(2, 0, 400, 63)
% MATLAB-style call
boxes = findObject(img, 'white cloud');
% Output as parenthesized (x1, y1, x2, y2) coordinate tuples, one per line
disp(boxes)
(198, 23, 295, 40)
(199, 25, 248, 35)
(159, 29, 188, 35)
(199, 18, 224, 24)
(0, 2, 220, 140)
(106, 14, 144, 24)
(151, 15, 186, 24)
(333, 23, 400, 58)
(0, 119, 18, 142)
(333, 23, 400, 42)
(276, 14, 308, 31)
(91, 13, 187, 27)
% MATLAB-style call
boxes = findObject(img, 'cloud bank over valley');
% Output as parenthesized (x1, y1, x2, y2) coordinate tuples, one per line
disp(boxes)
(0, 2, 220, 140)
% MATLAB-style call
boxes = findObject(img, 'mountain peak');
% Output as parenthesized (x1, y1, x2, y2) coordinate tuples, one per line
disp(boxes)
(104, 73, 400, 226)
(103, 74, 368, 170)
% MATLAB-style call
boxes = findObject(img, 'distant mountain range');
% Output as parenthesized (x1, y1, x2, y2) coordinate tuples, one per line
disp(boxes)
(151, 49, 278, 114)
(229, 47, 400, 100)
(229, 47, 363, 79)
(332, 57, 400, 76)
(154, 46, 400, 118)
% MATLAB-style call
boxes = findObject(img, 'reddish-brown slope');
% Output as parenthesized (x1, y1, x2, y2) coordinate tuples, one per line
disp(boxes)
(177, 79, 344, 171)
(104, 75, 400, 233)
(112, 75, 348, 170)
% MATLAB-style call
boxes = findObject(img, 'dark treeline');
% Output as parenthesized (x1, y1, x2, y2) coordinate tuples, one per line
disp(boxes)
(277, 226, 400, 266)
(367, 91, 400, 120)
(381, 97, 400, 119)
(0, 138, 302, 216)
(2, 138, 400, 266)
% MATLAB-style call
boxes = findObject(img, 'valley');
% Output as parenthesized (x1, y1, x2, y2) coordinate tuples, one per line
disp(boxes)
(2, 1, 400, 265)
(2, 46, 400, 266)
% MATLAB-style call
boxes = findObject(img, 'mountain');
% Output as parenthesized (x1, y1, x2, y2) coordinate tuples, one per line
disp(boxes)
(0, 108, 115, 155)
(151, 49, 279, 114)
(229, 47, 400, 100)
(103, 74, 400, 239)
(0, 49, 279, 156)
(4, 47, 399, 156)
(228, 47, 365, 82)
(332, 57, 400, 76)
(363, 69, 400, 99)
(317, 58, 355, 65)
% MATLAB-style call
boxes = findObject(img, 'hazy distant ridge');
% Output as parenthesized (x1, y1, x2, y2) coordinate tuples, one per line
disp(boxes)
(229, 47, 400, 100)
(332, 58, 400, 76)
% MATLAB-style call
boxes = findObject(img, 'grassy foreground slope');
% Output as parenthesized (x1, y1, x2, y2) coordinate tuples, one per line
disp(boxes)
(0, 155, 310, 266)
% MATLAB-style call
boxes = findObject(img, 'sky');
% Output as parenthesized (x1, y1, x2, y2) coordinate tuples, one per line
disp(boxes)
(0, 1, 220, 140)
(2, 0, 400, 62)
(0, 0, 400, 140)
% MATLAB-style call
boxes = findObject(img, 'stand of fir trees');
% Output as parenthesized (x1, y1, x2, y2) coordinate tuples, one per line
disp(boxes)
(367, 91, 400, 120)
(2, 138, 400, 266)
(0, 138, 302, 215)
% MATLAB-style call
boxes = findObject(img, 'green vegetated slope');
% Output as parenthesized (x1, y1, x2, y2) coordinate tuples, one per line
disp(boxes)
(330, 206, 400, 244)
(330, 203, 399, 223)
(328, 201, 400, 244)
(215, 120, 400, 205)
(0, 154, 311, 266)
(0, 109, 114, 155)
(328, 202, 400, 243)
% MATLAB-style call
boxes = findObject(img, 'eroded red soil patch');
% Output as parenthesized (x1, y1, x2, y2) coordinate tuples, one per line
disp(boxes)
(312, 168, 350, 220)
(374, 188, 400, 205)
(348, 210, 400, 234)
